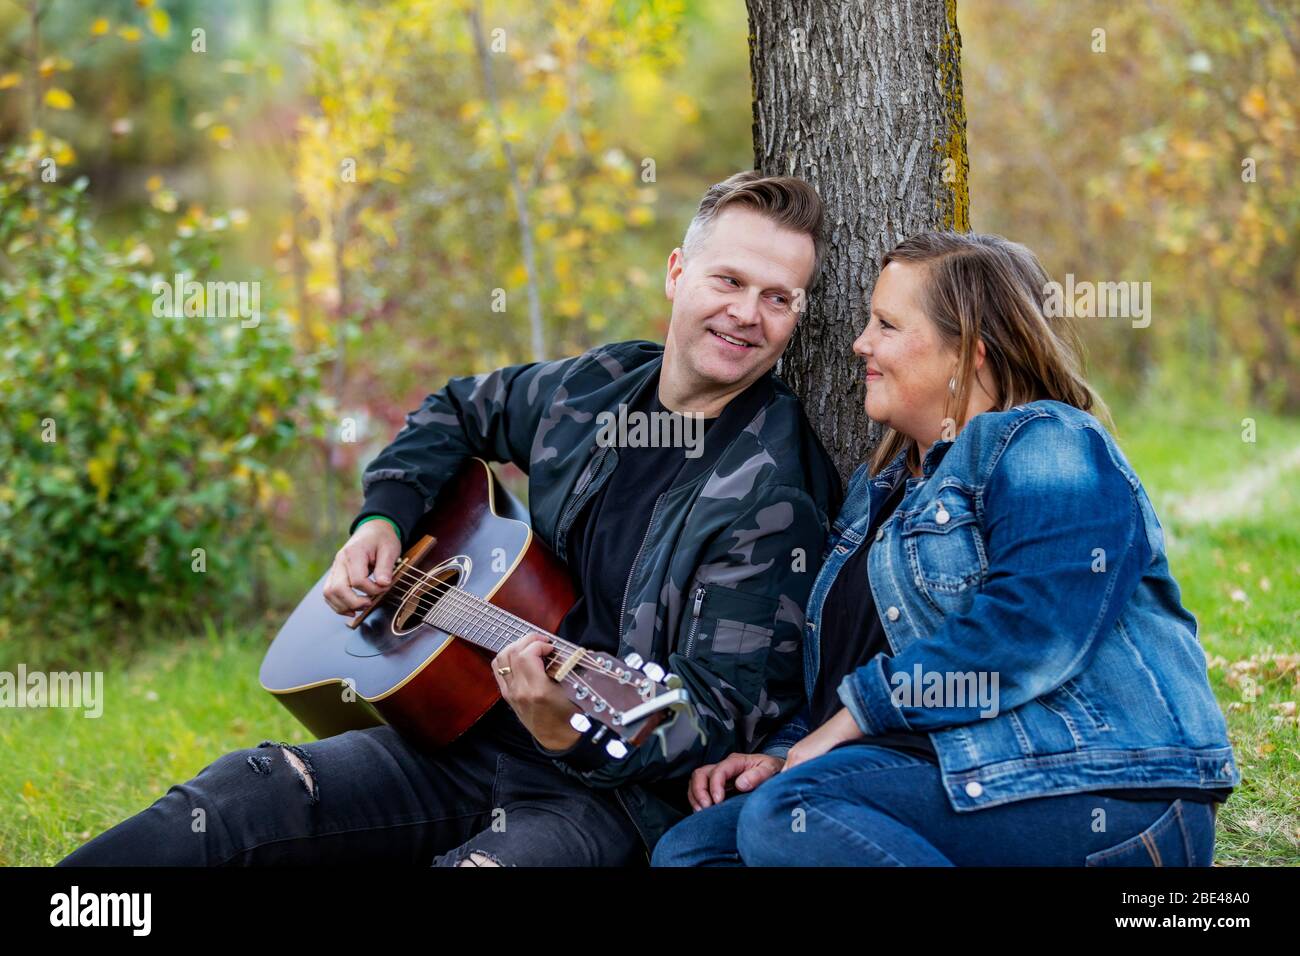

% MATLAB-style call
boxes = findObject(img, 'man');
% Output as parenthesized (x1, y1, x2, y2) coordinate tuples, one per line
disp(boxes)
(59, 171, 842, 867)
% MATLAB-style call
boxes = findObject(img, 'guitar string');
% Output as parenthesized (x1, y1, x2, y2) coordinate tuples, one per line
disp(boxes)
(351, 564, 643, 703)
(345, 569, 660, 737)
(365, 561, 628, 682)
(417, 584, 613, 709)
(389, 573, 598, 674)
(431, 589, 605, 689)
(421, 587, 598, 687)
(381, 562, 583, 655)
(426, 587, 632, 729)
(379, 570, 568, 649)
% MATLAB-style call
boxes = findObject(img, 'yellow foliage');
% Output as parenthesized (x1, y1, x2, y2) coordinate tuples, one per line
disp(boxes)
(91, 18, 110, 36)
(1240, 86, 1269, 121)
(582, 205, 621, 234)
(624, 65, 665, 112)
(86, 458, 113, 503)
(149, 8, 171, 38)
(43, 88, 74, 110)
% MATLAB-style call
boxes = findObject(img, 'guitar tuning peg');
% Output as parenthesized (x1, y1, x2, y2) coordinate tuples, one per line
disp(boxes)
(605, 739, 629, 759)
(625, 652, 644, 670)
(569, 713, 592, 734)
(642, 662, 665, 683)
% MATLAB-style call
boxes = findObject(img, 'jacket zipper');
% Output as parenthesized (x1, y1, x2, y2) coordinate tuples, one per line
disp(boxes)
(554, 445, 612, 559)
(617, 491, 665, 647)
(683, 586, 706, 658)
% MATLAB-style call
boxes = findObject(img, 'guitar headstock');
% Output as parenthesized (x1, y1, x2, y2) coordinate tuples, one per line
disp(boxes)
(554, 650, 696, 759)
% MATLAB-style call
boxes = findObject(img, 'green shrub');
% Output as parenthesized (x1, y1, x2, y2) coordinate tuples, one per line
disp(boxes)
(0, 135, 326, 657)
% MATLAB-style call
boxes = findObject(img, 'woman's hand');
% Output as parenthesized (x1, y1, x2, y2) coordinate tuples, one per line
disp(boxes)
(688, 753, 785, 811)
(782, 707, 864, 772)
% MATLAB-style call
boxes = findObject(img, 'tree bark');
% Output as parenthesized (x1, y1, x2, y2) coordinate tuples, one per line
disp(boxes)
(747, 0, 970, 481)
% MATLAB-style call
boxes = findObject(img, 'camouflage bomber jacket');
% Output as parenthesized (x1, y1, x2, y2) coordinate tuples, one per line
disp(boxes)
(351, 339, 843, 850)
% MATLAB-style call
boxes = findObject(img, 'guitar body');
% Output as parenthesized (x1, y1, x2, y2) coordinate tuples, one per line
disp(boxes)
(259, 459, 577, 753)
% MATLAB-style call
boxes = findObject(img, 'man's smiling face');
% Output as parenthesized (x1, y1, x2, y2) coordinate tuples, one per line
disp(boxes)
(662, 205, 816, 397)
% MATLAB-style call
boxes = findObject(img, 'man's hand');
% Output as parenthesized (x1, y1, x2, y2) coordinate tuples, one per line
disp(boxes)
(688, 752, 784, 811)
(493, 632, 583, 751)
(323, 519, 402, 615)
(781, 706, 864, 772)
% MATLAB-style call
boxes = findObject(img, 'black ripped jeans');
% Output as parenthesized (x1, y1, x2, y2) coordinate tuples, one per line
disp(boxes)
(57, 702, 645, 867)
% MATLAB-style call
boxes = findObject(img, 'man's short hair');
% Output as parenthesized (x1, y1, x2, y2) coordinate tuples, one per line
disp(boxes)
(681, 170, 825, 290)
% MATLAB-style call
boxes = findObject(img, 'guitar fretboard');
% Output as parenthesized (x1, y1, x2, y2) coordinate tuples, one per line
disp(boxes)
(423, 584, 558, 653)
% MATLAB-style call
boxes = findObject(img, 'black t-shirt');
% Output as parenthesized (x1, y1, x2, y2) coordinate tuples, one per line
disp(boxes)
(494, 384, 717, 759)
(811, 478, 909, 727)
(554, 387, 718, 656)
(811, 471, 1231, 806)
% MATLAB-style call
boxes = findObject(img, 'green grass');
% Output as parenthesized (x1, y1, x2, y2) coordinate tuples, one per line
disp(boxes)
(0, 619, 304, 866)
(2, 400, 1297, 866)
(1109, 403, 1300, 866)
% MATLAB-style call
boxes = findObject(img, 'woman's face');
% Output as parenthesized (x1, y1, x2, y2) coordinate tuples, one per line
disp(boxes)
(852, 260, 963, 447)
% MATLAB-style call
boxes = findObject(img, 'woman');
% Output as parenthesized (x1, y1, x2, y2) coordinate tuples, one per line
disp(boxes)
(652, 231, 1239, 867)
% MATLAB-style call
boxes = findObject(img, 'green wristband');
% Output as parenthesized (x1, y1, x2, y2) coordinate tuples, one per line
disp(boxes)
(357, 515, 402, 540)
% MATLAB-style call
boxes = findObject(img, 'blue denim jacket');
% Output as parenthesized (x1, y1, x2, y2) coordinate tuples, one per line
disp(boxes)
(763, 399, 1240, 811)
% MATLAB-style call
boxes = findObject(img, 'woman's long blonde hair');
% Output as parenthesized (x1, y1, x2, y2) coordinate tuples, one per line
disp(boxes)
(869, 231, 1110, 476)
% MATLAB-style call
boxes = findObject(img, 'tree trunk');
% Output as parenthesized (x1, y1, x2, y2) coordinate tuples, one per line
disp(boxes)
(747, 0, 970, 482)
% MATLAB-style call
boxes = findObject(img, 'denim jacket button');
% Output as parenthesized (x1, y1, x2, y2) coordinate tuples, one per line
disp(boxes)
(886, 606, 900, 621)
(875, 527, 885, 542)
(965, 781, 983, 797)
(935, 506, 950, 525)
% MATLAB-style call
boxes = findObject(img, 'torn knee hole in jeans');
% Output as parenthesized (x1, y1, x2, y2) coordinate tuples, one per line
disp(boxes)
(251, 740, 319, 804)
(454, 848, 507, 867)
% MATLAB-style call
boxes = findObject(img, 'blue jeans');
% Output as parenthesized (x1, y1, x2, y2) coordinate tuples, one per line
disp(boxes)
(652, 744, 1218, 866)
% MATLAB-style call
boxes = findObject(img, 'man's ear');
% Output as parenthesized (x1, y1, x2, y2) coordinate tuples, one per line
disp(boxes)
(665, 248, 685, 302)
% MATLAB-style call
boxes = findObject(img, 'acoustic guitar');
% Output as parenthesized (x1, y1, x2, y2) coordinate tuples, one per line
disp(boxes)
(259, 458, 696, 760)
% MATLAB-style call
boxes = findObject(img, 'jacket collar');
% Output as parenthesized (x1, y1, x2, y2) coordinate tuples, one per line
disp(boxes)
(674, 370, 777, 488)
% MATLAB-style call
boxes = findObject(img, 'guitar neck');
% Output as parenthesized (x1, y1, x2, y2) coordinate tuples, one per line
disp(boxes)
(426, 585, 559, 655)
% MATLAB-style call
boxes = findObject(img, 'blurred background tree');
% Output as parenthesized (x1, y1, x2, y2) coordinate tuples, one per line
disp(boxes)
(962, 0, 1300, 412)
(1, 0, 1297, 652)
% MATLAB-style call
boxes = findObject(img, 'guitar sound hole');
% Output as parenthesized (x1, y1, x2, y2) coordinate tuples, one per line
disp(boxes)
(344, 560, 468, 658)
(392, 566, 463, 635)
